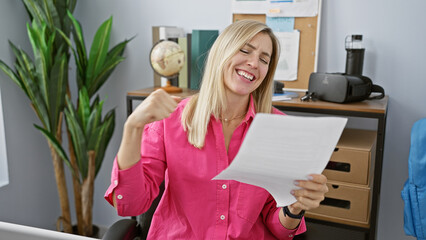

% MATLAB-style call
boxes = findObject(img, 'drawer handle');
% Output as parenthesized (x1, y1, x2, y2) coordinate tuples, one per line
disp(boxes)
(325, 161, 351, 172)
(334, 148, 339, 152)
(321, 197, 351, 209)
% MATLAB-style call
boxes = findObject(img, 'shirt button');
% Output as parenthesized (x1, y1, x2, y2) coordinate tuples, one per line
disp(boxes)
(220, 215, 226, 220)
(289, 234, 293, 237)
(114, 180, 118, 185)
(117, 194, 123, 200)
(222, 184, 227, 189)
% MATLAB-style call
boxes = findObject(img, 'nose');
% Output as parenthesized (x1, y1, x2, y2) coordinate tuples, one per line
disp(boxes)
(247, 54, 259, 69)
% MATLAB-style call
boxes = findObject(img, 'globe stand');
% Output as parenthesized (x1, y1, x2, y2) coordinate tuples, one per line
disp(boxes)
(160, 79, 182, 93)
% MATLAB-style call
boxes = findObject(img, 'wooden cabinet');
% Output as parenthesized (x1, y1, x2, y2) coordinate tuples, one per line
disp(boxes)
(272, 93, 388, 240)
(307, 128, 377, 228)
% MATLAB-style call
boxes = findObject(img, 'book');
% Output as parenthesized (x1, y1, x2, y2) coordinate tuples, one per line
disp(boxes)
(178, 37, 188, 89)
(190, 30, 219, 90)
(186, 33, 192, 90)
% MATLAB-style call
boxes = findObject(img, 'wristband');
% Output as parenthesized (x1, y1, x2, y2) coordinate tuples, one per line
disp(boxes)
(283, 206, 305, 219)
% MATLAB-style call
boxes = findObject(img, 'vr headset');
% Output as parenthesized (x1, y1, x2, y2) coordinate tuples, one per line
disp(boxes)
(307, 72, 385, 103)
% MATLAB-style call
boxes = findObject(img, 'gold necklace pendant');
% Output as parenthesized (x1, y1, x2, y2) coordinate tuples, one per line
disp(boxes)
(221, 114, 245, 123)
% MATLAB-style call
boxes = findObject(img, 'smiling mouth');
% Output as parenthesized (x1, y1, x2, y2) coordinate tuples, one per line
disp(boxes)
(237, 70, 255, 82)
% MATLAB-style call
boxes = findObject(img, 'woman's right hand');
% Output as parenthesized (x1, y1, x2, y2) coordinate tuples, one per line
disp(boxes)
(126, 89, 182, 129)
(117, 89, 181, 170)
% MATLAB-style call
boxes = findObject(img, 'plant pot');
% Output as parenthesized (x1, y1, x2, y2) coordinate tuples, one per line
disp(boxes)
(71, 225, 100, 238)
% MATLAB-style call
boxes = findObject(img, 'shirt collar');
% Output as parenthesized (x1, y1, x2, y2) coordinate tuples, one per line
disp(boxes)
(243, 94, 256, 123)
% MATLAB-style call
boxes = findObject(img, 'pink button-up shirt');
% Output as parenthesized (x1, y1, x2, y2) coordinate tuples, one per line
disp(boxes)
(105, 95, 306, 239)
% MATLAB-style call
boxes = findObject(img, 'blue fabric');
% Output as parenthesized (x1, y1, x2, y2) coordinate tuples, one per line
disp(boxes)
(402, 118, 426, 239)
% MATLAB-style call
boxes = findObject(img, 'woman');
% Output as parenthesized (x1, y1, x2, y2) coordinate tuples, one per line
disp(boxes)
(105, 20, 328, 239)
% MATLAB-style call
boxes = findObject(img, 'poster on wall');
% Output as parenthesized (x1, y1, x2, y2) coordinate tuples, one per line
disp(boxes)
(231, 0, 319, 17)
(0, 87, 9, 188)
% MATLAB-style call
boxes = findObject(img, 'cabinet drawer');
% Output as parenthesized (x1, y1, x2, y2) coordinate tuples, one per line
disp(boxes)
(306, 181, 371, 227)
(323, 128, 376, 185)
(324, 148, 370, 185)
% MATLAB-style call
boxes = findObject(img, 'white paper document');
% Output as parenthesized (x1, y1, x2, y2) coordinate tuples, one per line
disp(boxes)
(275, 31, 300, 81)
(213, 114, 347, 207)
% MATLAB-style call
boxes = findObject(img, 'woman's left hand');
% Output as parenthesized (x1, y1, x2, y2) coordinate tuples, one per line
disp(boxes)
(288, 174, 328, 214)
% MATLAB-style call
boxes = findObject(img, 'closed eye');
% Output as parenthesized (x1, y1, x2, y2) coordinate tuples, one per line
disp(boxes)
(260, 58, 269, 65)
(240, 47, 269, 64)
(240, 49, 249, 54)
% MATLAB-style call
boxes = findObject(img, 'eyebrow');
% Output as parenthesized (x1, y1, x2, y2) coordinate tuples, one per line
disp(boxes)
(246, 43, 271, 58)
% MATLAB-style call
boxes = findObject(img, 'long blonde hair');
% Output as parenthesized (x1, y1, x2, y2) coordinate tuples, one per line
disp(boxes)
(181, 20, 280, 148)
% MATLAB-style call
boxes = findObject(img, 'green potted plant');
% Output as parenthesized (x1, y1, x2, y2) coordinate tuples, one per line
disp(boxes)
(0, 1, 131, 237)
(54, 11, 131, 236)
(0, 0, 75, 233)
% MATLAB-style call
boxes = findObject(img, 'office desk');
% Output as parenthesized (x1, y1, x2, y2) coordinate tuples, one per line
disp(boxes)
(126, 87, 198, 117)
(126, 88, 388, 240)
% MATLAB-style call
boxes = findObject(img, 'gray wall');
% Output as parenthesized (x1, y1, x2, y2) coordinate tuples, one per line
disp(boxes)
(0, 0, 423, 240)
(0, 0, 62, 230)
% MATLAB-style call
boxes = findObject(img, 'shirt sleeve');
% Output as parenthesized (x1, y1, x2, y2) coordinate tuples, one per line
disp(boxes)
(104, 122, 167, 217)
(262, 195, 307, 239)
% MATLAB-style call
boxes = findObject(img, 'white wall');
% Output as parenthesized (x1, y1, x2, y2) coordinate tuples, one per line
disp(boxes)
(1, 1, 425, 240)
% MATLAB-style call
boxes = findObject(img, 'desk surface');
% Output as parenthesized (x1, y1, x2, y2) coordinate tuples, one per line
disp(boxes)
(0, 221, 96, 240)
(127, 87, 198, 98)
(127, 88, 388, 115)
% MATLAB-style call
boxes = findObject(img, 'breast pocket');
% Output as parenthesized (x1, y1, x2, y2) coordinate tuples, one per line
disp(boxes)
(237, 183, 270, 224)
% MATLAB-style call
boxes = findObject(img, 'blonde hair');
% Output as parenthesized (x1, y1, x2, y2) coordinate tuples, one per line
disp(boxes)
(181, 20, 280, 148)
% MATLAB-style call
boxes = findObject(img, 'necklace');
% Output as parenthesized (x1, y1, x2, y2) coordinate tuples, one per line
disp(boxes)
(221, 113, 246, 123)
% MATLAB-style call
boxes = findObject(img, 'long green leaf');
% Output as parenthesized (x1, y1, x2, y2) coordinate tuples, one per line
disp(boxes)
(48, 53, 68, 131)
(23, 0, 47, 26)
(106, 37, 133, 60)
(86, 38, 131, 97)
(86, 96, 102, 138)
(77, 88, 91, 133)
(42, 0, 61, 31)
(16, 64, 50, 129)
(94, 110, 115, 175)
(85, 96, 101, 137)
(67, 11, 87, 89)
(34, 124, 70, 167)
(11, 44, 51, 130)
(86, 16, 112, 86)
(53, 0, 75, 41)
(35, 125, 80, 181)
(87, 57, 124, 97)
(0, 60, 24, 92)
(65, 99, 88, 179)
(85, 110, 98, 140)
(27, 22, 49, 106)
(9, 42, 36, 84)
(67, 12, 87, 63)
(57, 28, 83, 77)
(86, 108, 115, 175)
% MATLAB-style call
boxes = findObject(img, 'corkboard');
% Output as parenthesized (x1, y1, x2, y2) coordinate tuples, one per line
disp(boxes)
(233, 14, 319, 90)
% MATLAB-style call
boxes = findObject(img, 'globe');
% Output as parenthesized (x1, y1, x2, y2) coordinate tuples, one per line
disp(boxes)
(150, 40, 185, 78)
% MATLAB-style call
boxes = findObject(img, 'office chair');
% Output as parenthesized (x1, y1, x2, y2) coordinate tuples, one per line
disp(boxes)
(102, 182, 165, 240)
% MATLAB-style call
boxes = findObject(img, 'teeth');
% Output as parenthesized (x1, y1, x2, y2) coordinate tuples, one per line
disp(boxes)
(237, 70, 254, 81)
